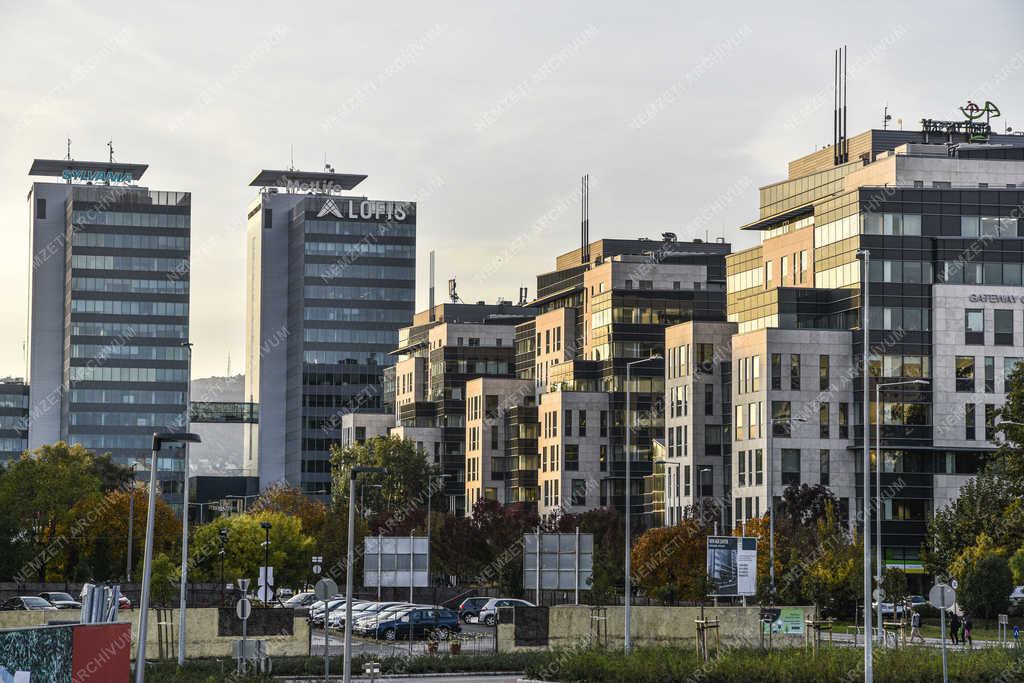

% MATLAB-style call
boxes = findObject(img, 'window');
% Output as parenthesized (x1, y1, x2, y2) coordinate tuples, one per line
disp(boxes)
(704, 384, 714, 416)
(985, 356, 995, 393)
(600, 410, 608, 437)
(781, 449, 801, 486)
(571, 479, 587, 506)
(956, 356, 975, 393)
(625, 279, 633, 289)
(491, 426, 499, 450)
(737, 450, 746, 487)
(35, 197, 46, 219)
(799, 251, 808, 283)
(696, 344, 714, 373)
(765, 260, 774, 284)
(565, 410, 572, 436)
(819, 402, 830, 439)
(965, 309, 984, 345)
(839, 403, 849, 439)
(752, 356, 761, 391)
(819, 355, 830, 391)
(781, 256, 789, 281)
(986, 404, 997, 442)
(735, 404, 746, 441)
(755, 449, 763, 486)
(565, 444, 579, 471)
(820, 449, 830, 486)
(578, 410, 587, 436)
(772, 401, 791, 437)
(771, 354, 782, 390)
(683, 465, 691, 497)
(748, 402, 760, 439)
(965, 403, 976, 441)
(700, 466, 714, 496)
(1005, 357, 1023, 387)
(789, 354, 801, 390)
(599, 445, 607, 471)
(995, 310, 1014, 346)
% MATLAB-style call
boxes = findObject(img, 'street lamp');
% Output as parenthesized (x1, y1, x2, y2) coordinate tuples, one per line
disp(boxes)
(766, 414, 807, 599)
(873, 377, 929, 642)
(178, 341, 194, 667)
(260, 521, 273, 603)
(344, 466, 385, 683)
(856, 247, 873, 683)
(218, 527, 229, 607)
(698, 466, 712, 531)
(136, 431, 201, 683)
(624, 353, 661, 654)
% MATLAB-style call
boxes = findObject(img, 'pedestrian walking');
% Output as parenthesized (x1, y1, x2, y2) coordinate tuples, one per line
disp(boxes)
(963, 614, 973, 648)
(949, 611, 961, 646)
(909, 610, 924, 644)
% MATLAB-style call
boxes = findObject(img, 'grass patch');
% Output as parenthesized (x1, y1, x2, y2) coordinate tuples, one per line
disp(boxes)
(523, 645, 1024, 682)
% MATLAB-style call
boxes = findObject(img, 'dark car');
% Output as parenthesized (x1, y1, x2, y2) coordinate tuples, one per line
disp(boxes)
(39, 591, 82, 610)
(457, 596, 490, 623)
(3, 596, 58, 611)
(372, 607, 461, 641)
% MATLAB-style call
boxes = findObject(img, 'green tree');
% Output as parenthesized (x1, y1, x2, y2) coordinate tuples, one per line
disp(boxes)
(880, 567, 909, 606)
(190, 511, 315, 591)
(631, 520, 707, 602)
(1009, 546, 1024, 586)
(150, 552, 179, 607)
(798, 505, 863, 617)
(950, 533, 1013, 619)
(330, 436, 438, 514)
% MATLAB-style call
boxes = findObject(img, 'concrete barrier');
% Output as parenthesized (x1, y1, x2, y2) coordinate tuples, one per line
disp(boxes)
(0, 608, 309, 659)
(497, 605, 810, 651)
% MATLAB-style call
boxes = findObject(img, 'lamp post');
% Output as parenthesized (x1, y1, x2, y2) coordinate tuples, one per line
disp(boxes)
(218, 528, 228, 607)
(624, 353, 661, 654)
(135, 432, 201, 683)
(344, 466, 385, 683)
(127, 462, 138, 583)
(874, 377, 929, 643)
(426, 473, 451, 604)
(856, 247, 873, 683)
(698, 466, 712, 530)
(766, 415, 806, 599)
(260, 521, 273, 603)
(177, 340, 194, 668)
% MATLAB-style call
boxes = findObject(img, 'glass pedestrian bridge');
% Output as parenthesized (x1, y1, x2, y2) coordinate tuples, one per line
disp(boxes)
(190, 401, 258, 423)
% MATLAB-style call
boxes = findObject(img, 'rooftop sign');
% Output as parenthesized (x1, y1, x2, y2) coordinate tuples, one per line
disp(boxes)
(29, 159, 147, 182)
(921, 100, 1001, 143)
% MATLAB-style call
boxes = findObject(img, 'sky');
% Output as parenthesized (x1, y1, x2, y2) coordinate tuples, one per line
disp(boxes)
(0, 0, 1022, 379)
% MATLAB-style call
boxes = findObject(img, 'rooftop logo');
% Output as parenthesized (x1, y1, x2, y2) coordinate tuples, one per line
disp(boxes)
(316, 199, 344, 219)
(921, 100, 1001, 143)
(61, 169, 134, 183)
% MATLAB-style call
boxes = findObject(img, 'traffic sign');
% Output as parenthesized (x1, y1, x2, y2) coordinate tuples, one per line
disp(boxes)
(314, 577, 337, 600)
(950, 578, 959, 590)
(236, 597, 252, 621)
(237, 578, 251, 593)
(929, 583, 956, 609)
(312, 564, 322, 575)
(872, 588, 885, 602)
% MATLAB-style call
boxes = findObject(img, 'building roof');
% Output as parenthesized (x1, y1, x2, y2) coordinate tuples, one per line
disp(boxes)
(250, 169, 367, 190)
(29, 158, 148, 181)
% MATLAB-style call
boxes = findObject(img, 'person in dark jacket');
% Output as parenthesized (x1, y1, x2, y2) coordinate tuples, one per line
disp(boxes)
(962, 614, 973, 647)
(949, 611, 961, 645)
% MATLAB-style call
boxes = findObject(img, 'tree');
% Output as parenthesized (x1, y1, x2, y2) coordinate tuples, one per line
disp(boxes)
(798, 506, 863, 618)
(881, 567, 909, 606)
(250, 485, 327, 540)
(0, 442, 105, 581)
(950, 533, 1013, 619)
(576, 508, 623, 605)
(190, 511, 315, 591)
(330, 436, 438, 514)
(631, 520, 708, 602)
(1009, 546, 1024, 586)
(67, 487, 180, 582)
(150, 553, 179, 607)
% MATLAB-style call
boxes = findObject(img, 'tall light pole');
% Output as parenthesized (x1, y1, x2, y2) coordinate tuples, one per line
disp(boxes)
(260, 521, 273, 603)
(766, 414, 806, 598)
(624, 353, 661, 654)
(874, 378, 929, 642)
(218, 528, 228, 607)
(857, 247, 873, 683)
(344, 466, 385, 683)
(136, 432, 201, 683)
(177, 341, 193, 667)
(698, 466, 712, 531)
(427, 473, 450, 604)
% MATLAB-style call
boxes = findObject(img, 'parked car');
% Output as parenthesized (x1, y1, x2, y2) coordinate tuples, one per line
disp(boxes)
(327, 601, 410, 628)
(353, 604, 417, 630)
(369, 607, 461, 641)
(1011, 585, 1024, 606)
(871, 601, 903, 617)
(280, 592, 317, 609)
(39, 591, 82, 610)
(457, 596, 491, 623)
(476, 598, 534, 626)
(2, 596, 58, 611)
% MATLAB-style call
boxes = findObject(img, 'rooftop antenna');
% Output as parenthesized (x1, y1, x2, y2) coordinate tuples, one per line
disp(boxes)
(833, 46, 849, 164)
(581, 174, 590, 265)
(107, 140, 115, 163)
(323, 152, 334, 173)
(883, 104, 892, 130)
(226, 352, 231, 377)
(288, 144, 295, 172)
(448, 276, 461, 303)
(518, 286, 528, 306)
(66, 137, 72, 161)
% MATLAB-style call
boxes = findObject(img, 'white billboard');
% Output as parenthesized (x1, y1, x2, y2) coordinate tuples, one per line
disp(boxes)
(706, 536, 757, 597)
(363, 536, 429, 588)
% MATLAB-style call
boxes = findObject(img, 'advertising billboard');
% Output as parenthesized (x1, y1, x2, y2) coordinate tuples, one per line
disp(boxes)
(706, 536, 757, 597)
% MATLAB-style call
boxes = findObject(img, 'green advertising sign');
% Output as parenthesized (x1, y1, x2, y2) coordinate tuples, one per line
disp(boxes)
(762, 607, 805, 635)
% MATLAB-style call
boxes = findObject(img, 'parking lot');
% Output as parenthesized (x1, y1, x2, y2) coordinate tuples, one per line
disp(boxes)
(311, 621, 495, 658)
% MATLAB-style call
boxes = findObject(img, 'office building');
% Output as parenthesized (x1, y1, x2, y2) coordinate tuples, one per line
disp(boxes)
(244, 170, 415, 495)
(714, 123, 1024, 579)
(0, 379, 29, 464)
(26, 159, 191, 511)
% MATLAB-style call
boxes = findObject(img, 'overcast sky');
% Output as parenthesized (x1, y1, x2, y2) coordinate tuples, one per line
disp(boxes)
(1, 0, 1022, 379)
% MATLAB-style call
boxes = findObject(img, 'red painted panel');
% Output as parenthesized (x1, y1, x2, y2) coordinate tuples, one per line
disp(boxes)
(70, 623, 132, 683)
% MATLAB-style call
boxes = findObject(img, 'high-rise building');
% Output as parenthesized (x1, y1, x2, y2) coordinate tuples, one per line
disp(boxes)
(708, 125, 1024, 582)
(26, 159, 191, 510)
(244, 170, 416, 496)
(0, 378, 29, 464)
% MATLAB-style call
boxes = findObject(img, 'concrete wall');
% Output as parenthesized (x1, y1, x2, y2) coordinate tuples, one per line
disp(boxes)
(0, 608, 309, 658)
(497, 605, 808, 651)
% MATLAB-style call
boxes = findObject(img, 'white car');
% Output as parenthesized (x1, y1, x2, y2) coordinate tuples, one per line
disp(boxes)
(476, 598, 534, 626)
(1010, 585, 1024, 606)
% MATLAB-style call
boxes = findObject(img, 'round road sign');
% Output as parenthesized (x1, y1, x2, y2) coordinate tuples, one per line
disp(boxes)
(872, 588, 885, 602)
(950, 578, 959, 590)
(236, 597, 252, 621)
(314, 577, 338, 600)
(313, 564, 322, 575)
(928, 583, 956, 610)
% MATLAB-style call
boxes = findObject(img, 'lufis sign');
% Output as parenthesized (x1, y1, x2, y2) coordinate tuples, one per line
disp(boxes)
(62, 169, 134, 183)
(316, 199, 410, 221)
(921, 100, 1001, 143)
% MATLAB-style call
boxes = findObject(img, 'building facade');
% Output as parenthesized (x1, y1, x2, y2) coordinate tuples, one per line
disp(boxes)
(0, 379, 29, 464)
(26, 160, 191, 511)
(244, 170, 416, 496)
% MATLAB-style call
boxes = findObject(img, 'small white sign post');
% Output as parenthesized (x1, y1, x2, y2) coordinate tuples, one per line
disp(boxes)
(235, 578, 252, 676)
(929, 582, 957, 683)
(314, 577, 337, 683)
